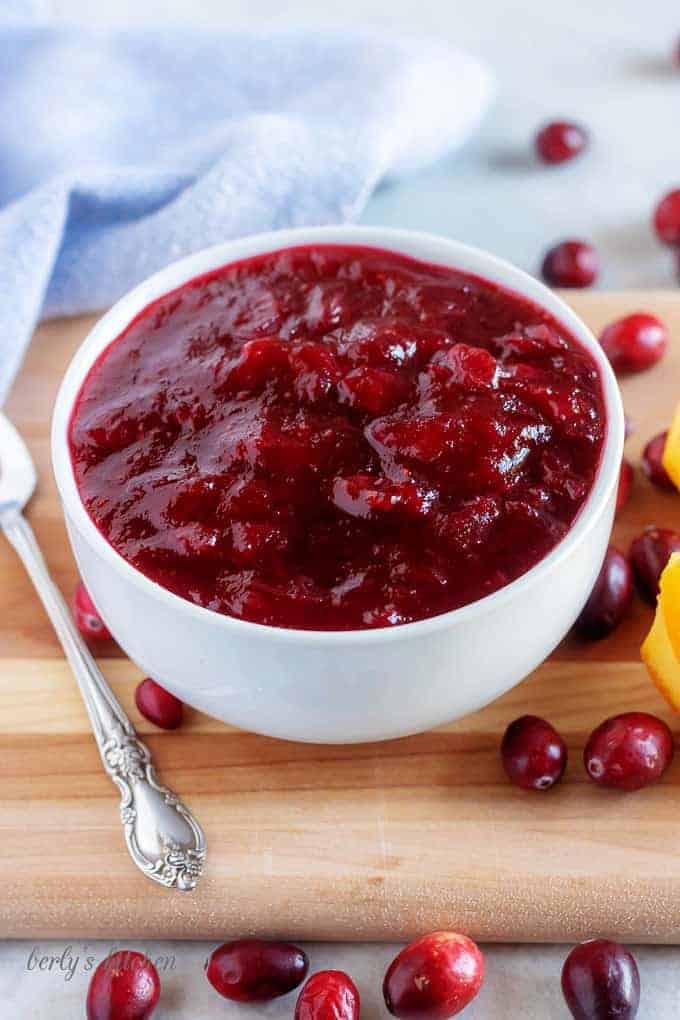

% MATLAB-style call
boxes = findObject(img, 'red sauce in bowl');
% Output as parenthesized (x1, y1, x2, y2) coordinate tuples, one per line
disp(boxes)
(69, 245, 605, 630)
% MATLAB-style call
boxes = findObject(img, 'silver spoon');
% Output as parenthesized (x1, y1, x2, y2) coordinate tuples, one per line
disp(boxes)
(0, 412, 206, 891)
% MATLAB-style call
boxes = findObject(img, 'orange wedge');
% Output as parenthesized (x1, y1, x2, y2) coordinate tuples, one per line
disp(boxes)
(641, 553, 680, 710)
(662, 403, 680, 490)
(659, 552, 680, 661)
(642, 600, 680, 710)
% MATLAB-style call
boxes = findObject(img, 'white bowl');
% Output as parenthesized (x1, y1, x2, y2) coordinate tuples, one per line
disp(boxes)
(52, 226, 624, 744)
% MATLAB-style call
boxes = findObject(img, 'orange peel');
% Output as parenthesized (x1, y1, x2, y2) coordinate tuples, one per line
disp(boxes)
(661, 404, 680, 490)
(641, 553, 680, 710)
(660, 552, 680, 662)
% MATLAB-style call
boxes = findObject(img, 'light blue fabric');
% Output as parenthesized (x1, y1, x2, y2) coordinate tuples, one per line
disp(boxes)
(0, 9, 493, 403)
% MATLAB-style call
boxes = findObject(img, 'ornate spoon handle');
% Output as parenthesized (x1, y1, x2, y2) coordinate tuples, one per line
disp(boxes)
(1, 506, 206, 891)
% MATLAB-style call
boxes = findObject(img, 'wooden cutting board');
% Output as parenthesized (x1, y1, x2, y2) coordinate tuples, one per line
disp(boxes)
(3, 293, 680, 942)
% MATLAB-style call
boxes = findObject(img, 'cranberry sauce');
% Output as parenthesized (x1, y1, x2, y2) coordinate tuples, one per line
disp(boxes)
(69, 245, 605, 630)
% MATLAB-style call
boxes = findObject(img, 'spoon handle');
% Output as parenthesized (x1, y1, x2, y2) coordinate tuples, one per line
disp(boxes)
(1, 505, 206, 891)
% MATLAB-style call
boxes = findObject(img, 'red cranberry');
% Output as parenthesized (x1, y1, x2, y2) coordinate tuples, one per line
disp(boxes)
(654, 189, 680, 246)
(207, 939, 308, 1003)
(383, 931, 484, 1019)
(616, 459, 633, 514)
(641, 432, 674, 490)
(87, 950, 160, 1020)
(501, 715, 567, 790)
(630, 526, 680, 603)
(584, 712, 674, 790)
(575, 547, 633, 640)
(599, 313, 668, 374)
(134, 678, 184, 730)
(295, 970, 360, 1020)
(562, 939, 640, 1020)
(535, 120, 588, 164)
(73, 581, 112, 641)
(541, 241, 599, 288)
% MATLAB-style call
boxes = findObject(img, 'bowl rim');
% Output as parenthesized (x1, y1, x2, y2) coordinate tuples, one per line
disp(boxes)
(51, 224, 625, 646)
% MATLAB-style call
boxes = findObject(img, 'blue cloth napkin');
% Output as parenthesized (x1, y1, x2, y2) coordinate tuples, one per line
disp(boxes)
(0, 11, 493, 404)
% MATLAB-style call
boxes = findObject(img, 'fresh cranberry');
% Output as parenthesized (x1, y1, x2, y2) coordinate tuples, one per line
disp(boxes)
(207, 939, 308, 1003)
(73, 582, 111, 641)
(535, 120, 588, 164)
(562, 939, 640, 1020)
(641, 432, 674, 490)
(501, 715, 567, 790)
(653, 189, 680, 246)
(541, 241, 599, 288)
(87, 950, 160, 1020)
(599, 313, 668, 374)
(584, 712, 674, 790)
(630, 526, 680, 603)
(134, 678, 184, 730)
(295, 970, 360, 1020)
(383, 931, 484, 1019)
(575, 547, 633, 640)
(616, 460, 633, 513)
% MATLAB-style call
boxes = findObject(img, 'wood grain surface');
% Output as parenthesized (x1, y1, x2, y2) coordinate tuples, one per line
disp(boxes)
(2, 294, 680, 941)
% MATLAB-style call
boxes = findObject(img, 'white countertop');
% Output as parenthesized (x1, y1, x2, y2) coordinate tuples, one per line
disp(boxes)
(50, 0, 680, 289)
(3, 940, 680, 1017)
(6, 1, 680, 1016)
